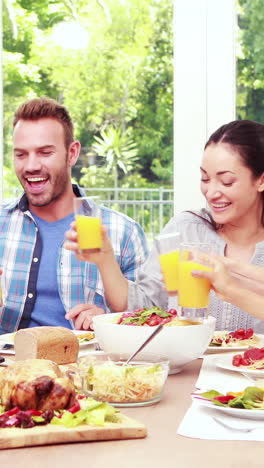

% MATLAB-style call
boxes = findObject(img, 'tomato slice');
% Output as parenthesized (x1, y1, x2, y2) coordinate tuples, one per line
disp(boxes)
(232, 354, 242, 367)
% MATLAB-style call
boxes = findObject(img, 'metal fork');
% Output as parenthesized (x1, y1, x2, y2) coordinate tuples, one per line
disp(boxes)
(212, 416, 258, 433)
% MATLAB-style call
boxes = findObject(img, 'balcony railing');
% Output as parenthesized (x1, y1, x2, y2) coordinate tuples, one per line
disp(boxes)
(82, 187, 174, 241)
(4, 187, 174, 242)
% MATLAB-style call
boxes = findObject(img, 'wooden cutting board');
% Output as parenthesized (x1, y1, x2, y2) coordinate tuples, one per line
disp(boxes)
(0, 414, 147, 449)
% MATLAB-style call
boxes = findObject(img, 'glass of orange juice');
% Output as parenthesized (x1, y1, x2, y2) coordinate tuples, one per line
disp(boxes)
(74, 197, 102, 252)
(155, 232, 182, 293)
(178, 242, 212, 319)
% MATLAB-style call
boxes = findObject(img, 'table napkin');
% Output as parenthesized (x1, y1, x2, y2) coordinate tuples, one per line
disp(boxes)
(177, 401, 264, 441)
(195, 353, 252, 391)
(177, 354, 264, 441)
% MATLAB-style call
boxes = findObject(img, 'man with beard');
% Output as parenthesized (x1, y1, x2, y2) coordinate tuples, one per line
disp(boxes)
(0, 98, 148, 333)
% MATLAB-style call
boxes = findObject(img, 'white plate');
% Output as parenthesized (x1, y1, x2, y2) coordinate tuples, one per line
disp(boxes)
(192, 393, 264, 420)
(0, 331, 98, 348)
(73, 330, 98, 348)
(215, 353, 264, 379)
(0, 332, 15, 346)
(206, 333, 264, 354)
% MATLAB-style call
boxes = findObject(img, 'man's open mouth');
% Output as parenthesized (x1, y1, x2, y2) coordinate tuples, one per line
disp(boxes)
(25, 176, 49, 193)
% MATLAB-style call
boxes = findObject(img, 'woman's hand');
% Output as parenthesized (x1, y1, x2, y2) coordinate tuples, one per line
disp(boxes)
(191, 257, 232, 301)
(65, 303, 105, 330)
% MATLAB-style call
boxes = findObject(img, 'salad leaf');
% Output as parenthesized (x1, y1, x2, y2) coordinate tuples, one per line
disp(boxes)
(120, 307, 170, 325)
(199, 390, 223, 400)
(228, 387, 264, 410)
(50, 398, 121, 428)
(198, 387, 264, 410)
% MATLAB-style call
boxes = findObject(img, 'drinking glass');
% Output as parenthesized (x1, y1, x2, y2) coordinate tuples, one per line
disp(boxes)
(74, 197, 102, 252)
(155, 232, 182, 293)
(0, 273, 5, 307)
(178, 242, 212, 319)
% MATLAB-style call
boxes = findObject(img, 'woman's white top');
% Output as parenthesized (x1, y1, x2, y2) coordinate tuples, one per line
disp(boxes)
(128, 210, 264, 332)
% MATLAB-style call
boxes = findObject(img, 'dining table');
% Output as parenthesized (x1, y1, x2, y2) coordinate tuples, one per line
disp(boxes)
(0, 356, 263, 468)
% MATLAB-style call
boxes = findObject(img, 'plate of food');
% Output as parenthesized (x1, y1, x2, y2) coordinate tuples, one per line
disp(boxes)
(215, 348, 264, 378)
(206, 328, 263, 353)
(0, 358, 146, 449)
(73, 330, 97, 348)
(192, 387, 264, 420)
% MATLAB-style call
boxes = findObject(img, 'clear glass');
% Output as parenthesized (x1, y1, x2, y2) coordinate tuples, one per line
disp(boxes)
(178, 242, 212, 320)
(0, 274, 4, 307)
(155, 232, 182, 293)
(73, 196, 102, 252)
(78, 352, 169, 407)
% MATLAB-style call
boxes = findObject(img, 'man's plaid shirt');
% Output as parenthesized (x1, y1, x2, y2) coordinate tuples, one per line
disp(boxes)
(0, 185, 149, 333)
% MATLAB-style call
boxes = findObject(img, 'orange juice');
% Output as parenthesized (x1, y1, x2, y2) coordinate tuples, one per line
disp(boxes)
(178, 261, 211, 308)
(76, 215, 102, 250)
(159, 250, 179, 291)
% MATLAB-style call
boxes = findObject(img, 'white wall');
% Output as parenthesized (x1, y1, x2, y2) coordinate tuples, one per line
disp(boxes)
(173, 0, 236, 214)
(0, 0, 2, 203)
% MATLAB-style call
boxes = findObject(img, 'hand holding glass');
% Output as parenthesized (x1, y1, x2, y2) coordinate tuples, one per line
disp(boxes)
(155, 232, 181, 293)
(178, 243, 212, 318)
(74, 197, 102, 252)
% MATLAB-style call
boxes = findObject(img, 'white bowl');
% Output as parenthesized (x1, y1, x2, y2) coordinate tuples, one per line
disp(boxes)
(93, 313, 216, 374)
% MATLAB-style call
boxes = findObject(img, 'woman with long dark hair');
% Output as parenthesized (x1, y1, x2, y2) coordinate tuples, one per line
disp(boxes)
(65, 120, 264, 332)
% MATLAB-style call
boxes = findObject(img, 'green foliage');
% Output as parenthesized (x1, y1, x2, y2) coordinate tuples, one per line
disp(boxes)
(3, 166, 22, 199)
(92, 126, 139, 188)
(79, 165, 114, 189)
(237, 0, 264, 121)
(3, 0, 174, 191)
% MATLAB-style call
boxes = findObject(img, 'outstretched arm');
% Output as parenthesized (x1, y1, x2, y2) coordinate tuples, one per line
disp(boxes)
(192, 258, 264, 319)
(221, 257, 264, 295)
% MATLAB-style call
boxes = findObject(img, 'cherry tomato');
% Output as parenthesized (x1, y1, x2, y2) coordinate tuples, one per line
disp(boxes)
(232, 355, 242, 367)
(147, 315, 163, 326)
(162, 317, 173, 324)
(168, 308, 178, 316)
(244, 348, 264, 361)
(244, 328, 254, 339)
(240, 357, 251, 366)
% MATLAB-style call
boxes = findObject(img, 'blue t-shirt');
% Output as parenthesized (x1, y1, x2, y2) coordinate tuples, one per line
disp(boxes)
(29, 212, 75, 328)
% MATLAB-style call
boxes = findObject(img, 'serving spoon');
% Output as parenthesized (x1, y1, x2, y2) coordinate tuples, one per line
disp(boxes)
(125, 323, 163, 365)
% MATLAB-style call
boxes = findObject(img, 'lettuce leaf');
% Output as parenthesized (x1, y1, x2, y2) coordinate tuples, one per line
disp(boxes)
(50, 398, 121, 428)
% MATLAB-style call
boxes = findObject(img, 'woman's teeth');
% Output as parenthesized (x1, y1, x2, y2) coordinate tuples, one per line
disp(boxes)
(211, 202, 230, 209)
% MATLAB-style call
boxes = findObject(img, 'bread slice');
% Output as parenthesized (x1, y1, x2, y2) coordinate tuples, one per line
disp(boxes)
(14, 327, 79, 364)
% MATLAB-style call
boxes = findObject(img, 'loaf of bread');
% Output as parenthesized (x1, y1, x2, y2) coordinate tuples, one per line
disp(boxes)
(14, 327, 79, 364)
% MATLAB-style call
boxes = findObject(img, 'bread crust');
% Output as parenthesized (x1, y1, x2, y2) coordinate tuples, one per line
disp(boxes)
(14, 327, 79, 364)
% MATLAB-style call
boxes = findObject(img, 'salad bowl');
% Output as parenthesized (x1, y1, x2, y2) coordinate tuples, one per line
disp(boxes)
(93, 312, 216, 374)
(78, 352, 169, 407)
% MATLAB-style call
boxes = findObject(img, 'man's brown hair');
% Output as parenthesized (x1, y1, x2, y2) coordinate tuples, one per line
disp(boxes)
(13, 97, 74, 150)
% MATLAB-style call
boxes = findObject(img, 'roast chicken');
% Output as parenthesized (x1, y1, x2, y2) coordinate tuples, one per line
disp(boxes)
(0, 359, 76, 411)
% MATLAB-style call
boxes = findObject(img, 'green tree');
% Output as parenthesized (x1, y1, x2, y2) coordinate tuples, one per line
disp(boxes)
(92, 126, 139, 189)
(3, 0, 174, 195)
(237, 0, 264, 121)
